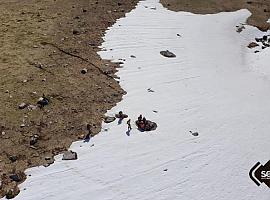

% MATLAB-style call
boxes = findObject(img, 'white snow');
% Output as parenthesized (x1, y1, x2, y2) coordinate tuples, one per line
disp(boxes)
(9, 0, 270, 199)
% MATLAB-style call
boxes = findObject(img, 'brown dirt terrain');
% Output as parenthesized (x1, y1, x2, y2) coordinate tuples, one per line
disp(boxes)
(161, 0, 270, 31)
(0, 0, 138, 198)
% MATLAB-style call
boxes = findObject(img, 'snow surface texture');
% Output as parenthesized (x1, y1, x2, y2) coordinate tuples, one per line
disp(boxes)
(11, 0, 270, 199)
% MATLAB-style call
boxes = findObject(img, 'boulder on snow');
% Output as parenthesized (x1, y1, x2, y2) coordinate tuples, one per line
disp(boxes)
(160, 50, 176, 58)
(62, 150, 78, 160)
(104, 116, 116, 123)
(247, 42, 259, 48)
(189, 131, 199, 136)
(135, 120, 157, 131)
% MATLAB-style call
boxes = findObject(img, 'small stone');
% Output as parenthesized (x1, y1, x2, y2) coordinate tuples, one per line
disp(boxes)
(30, 135, 39, 146)
(9, 155, 17, 162)
(20, 124, 26, 128)
(44, 156, 54, 167)
(19, 103, 27, 109)
(81, 68, 88, 74)
(147, 88, 155, 92)
(28, 105, 38, 110)
(72, 29, 80, 35)
(130, 55, 136, 58)
(192, 132, 199, 136)
(190, 131, 199, 136)
(45, 156, 51, 160)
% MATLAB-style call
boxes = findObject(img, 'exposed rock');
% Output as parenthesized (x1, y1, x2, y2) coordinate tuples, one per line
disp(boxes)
(44, 156, 54, 167)
(236, 26, 245, 33)
(190, 131, 199, 136)
(81, 68, 88, 74)
(37, 96, 49, 107)
(255, 37, 263, 42)
(27, 105, 38, 111)
(9, 156, 17, 163)
(5, 189, 19, 199)
(147, 88, 155, 92)
(104, 116, 116, 123)
(30, 134, 39, 146)
(160, 50, 176, 58)
(9, 174, 22, 182)
(247, 42, 259, 48)
(72, 29, 80, 35)
(18, 103, 28, 109)
(62, 150, 77, 160)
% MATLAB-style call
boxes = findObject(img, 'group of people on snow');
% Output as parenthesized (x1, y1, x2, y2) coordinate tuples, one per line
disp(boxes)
(84, 111, 155, 141)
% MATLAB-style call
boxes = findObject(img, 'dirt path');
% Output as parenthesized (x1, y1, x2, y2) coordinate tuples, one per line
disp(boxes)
(161, 0, 270, 31)
(0, 0, 138, 198)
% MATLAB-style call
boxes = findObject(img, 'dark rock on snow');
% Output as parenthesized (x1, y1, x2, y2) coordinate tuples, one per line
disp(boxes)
(104, 116, 116, 123)
(160, 50, 176, 58)
(247, 42, 259, 48)
(62, 150, 78, 160)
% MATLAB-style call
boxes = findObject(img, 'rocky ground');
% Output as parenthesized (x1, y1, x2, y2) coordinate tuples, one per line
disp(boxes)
(0, 0, 138, 198)
(161, 0, 270, 31)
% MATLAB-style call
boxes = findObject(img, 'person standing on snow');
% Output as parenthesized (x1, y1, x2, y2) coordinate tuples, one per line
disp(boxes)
(127, 119, 132, 131)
